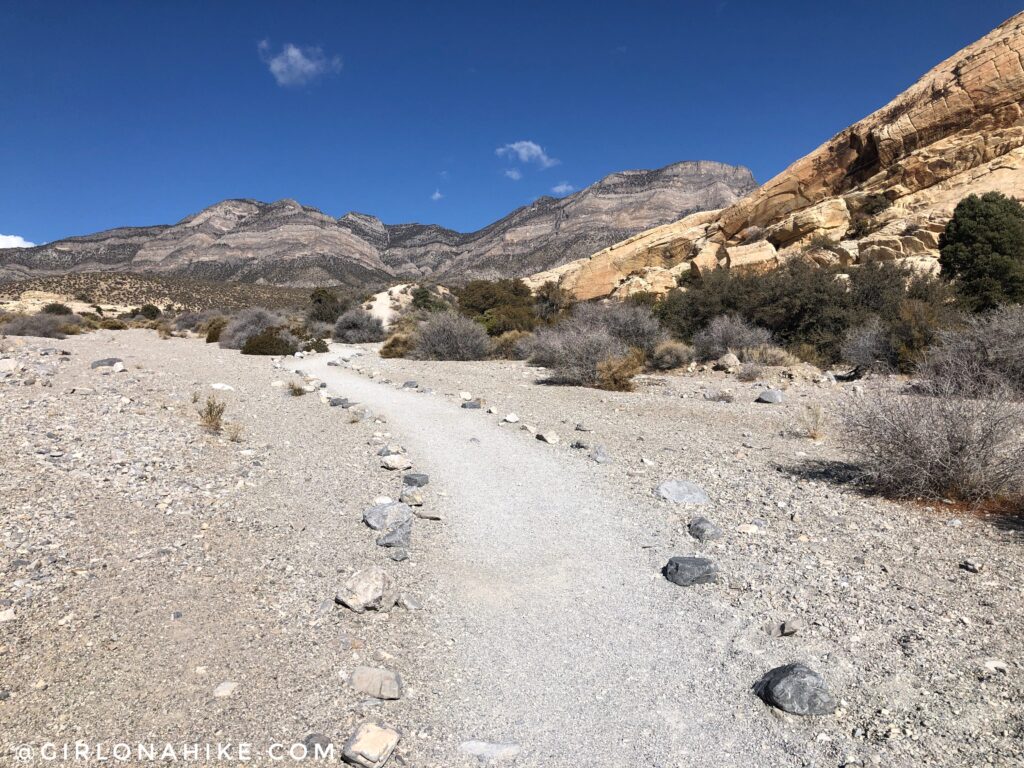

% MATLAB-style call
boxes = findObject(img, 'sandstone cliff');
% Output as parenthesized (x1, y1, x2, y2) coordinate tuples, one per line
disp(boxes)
(530, 12, 1024, 300)
(0, 161, 754, 289)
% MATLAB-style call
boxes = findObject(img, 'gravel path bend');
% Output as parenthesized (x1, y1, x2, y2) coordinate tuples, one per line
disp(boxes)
(295, 356, 765, 767)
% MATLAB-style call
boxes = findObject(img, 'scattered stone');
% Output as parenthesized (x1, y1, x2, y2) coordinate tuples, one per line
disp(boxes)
(376, 444, 405, 457)
(399, 488, 424, 506)
(335, 567, 398, 613)
(0, 608, 15, 623)
(112, 361, 126, 373)
(504, 413, 520, 423)
(377, 520, 412, 549)
(537, 431, 560, 445)
(591, 445, 612, 464)
(575, 423, 591, 432)
(90, 357, 122, 369)
(736, 523, 761, 535)
(213, 681, 238, 698)
(459, 391, 473, 400)
(380, 454, 412, 471)
(398, 593, 422, 611)
(388, 548, 408, 562)
(655, 479, 709, 504)
(663, 556, 718, 586)
(363, 502, 413, 531)
(960, 559, 984, 574)
(984, 658, 1009, 675)
(413, 506, 442, 521)
(487, 406, 498, 414)
(756, 389, 785, 404)
(210, 382, 234, 391)
(459, 740, 522, 762)
(462, 398, 483, 409)
(329, 397, 354, 408)
(303, 734, 332, 755)
(570, 440, 588, 450)
(688, 516, 723, 542)
(403, 473, 429, 487)
(714, 352, 740, 371)
(401, 381, 418, 389)
(350, 666, 404, 700)
(342, 722, 400, 768)
(754, 663, 837, 716)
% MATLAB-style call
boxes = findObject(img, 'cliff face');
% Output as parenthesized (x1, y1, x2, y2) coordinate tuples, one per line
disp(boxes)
(0, 161, 755, 288)
(531, 12, 1024, 300)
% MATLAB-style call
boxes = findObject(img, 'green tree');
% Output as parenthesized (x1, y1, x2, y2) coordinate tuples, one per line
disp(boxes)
(939, 192, 1024, 311)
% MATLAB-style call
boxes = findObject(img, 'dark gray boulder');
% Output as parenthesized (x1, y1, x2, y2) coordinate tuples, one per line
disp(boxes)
(663, 556, 718, 586)
(688, 517, 723, 542)
(754, 663, 837, 716)
(403, 473, 429, 487)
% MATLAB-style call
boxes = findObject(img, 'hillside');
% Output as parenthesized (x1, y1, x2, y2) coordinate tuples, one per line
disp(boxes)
(529, 12, 1024, 299)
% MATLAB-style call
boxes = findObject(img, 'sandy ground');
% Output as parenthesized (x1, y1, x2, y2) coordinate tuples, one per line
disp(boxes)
(2, 329, 1022, 767)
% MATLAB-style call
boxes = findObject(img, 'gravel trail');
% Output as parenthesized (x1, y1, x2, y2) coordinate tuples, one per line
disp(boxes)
(295, 356, 776, 766)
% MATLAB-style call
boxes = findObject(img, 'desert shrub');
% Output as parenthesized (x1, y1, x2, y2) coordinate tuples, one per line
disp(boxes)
(842, 317, 890, 371)
(798, 404, 826, 439)
(939, 191, 1024, 311)
(41, 302, 73, 315)
(534, 281, 573, 321)
(492, 330, 531, 360)
(287, 381, 307, 397)
(692, 314, 773, 361)
(859, 193, 892, 217)
(174, 309, 222, 332)
(649, 340, 693, 370)
(572, 301, 666, 356)
(219, 308, 284, 349)
(736, 362, 764, 382)
(241, 327, 298, 356)
(199, 396, 226, 433)
(100, 318, 128, 331)
(412, 312, 493, 361)
(740, 344, 799, 367)
(530, 324, 628, 386)
(307, 288, 350, 324)
(205, 317, 228, 343)
(456, 279, 538, 335)
(333, 308, 385, 343)
(0, 313, 80, 338)
(136, 303, 161, 320)
(596, 349, 645, 391)
(918, 305, 1024, 398)
(845, 385, 1024, 502)
(380, 332, 414, 358)
(410, 285, 448, 312)
(303, 337, 329, 353)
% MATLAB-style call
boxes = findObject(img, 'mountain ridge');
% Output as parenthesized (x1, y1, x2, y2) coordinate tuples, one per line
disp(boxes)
(0, 160, 756, 288)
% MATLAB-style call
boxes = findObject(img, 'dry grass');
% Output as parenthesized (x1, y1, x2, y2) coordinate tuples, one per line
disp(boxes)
(596, 349, 645, 392)
(199, 396, 226, 434)
(736, 362, 764, 382)
(225, 422, 244, 442)
(740, 344, 800, 367)
(798, 403, 826, 439)
(287, 381, 307, 397)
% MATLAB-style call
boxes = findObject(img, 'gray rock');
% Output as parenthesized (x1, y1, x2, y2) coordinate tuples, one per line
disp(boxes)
(363, 502, 413, 531)
(462, 398, 483, 409)
(377, 519, 412, 548)
(398, 488, 424, 506)
(376, 443, 405, 457)
(90, 357, 122, 369)
(350, 666, 404, 700)
(342, 722, 400, 768)
(756, 388, 784, 404)
(401, 381, 418, 389)
(570, 440, 589, 450)
(591, 445, 612, 464)
(459, 740, 522, 762)
(388, 548, 408, 562)
(575, 423, 591, 432)
(398, 593, 422, 611)
(714, 352, 740, 371)
(536, 431, 560, 444)
(380, 454, 412, 471)
(663, 556, 718, 586)
(403, 473, 429, 487)
(335, 567, 397, 613)
(688, 516, 723, 542)
(303, 733, 332, 755)
(328, 396, 353, 408)
(754, 663, 837, 716)
(655, 479, 709, 504)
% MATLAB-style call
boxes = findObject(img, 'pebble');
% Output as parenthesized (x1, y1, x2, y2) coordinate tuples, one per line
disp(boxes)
(655, 479, 709, 504)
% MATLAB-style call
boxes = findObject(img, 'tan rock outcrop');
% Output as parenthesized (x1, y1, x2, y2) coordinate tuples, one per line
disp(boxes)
(532, 12, 1024, 299)
(724, 241, 778, 272)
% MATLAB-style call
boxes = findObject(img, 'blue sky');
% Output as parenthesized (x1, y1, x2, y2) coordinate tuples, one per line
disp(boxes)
(1, 1, 1019, 247)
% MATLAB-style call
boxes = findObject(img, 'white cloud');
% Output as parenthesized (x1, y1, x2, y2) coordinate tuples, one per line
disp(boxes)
(0, 234, 35, 248)
(258, 40, 342, 87)
(551, 182, 575, 195)
(431, 189, 444, 201)
(496, 140, 559, 169)
(504, 168, 522, 181)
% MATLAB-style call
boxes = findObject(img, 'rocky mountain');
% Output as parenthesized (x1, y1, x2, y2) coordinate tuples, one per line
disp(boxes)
(529, 12, 1024, 299)
(0, 161, 755, 289)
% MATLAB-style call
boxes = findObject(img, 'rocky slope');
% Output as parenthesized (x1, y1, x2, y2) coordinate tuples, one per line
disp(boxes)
(529, 12, 1024, 300)
(0, 161, 755, 289)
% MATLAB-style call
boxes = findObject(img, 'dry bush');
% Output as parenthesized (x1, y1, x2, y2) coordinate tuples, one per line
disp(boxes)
(412, 312, 493, 361)
(205, 316, 228, 343)
(492, 330, 531, 360)
(199, 396, 226, 434)
(649, 340, 693, 371)
(174, 309, 222, 332)
(918, 306, 1024, 398)
(41, 302, 73, 315)
(528, 324, 629, 387)
(0, 313, 81, 339)
(100, 318, 128, 330)
(287, 381, 307, 397)
(841, 317, 890, 371)
(571, 302, 665, 357)
(736, 362, 764, 382)
(380, 332, 414, 358)
(225, 423, 244, 442)
(596, 349, 645, 391)
(241, 327, 298, 356)
(692, 314, 773, 361)
(219, 308, 284, 349)
(797, 404, 826, 439)
(741, 344, 799, 367)
(845, 386, 1024, 502)
(333, 308, 385, 343)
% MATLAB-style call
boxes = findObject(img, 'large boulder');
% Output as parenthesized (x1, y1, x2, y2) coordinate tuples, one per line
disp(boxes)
(754, 663, 838, 716)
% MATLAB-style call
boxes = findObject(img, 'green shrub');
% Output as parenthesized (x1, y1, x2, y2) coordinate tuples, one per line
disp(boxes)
(411, 285, 448, 312)
(939, 192, 1024, 311)
(456, 278, 538, 335)
(303, 337, 329, 353)
(307, 288, 350, 324)
(205, 316, 227, 343)
(41, 302, 73, 315)
(1, 313, 80, 338)
(534, 281, 573, 320)
(137, 304, 161, 320)
(219, 308, 284, 349)
(241, 327, 298, 356)
(333, 308, 385, 343)
(493, 330, 532, 360)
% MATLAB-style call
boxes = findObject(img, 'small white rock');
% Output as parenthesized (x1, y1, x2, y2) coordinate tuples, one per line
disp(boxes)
(504, 413, 520, 423)
(213, 681, 238, 698)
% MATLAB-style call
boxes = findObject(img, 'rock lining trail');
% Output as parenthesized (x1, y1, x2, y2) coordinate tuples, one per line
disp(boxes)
(295, 355, 777, 766)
